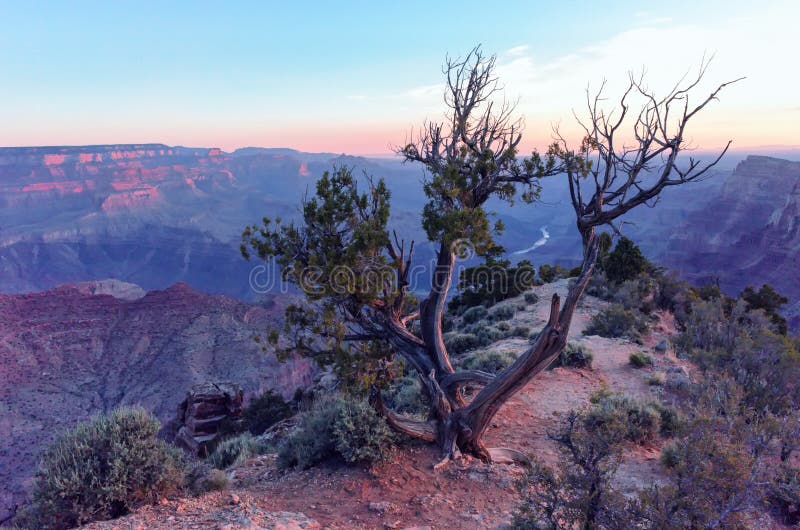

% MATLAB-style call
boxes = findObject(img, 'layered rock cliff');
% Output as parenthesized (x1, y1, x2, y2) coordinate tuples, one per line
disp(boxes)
(0, 280, 312, 520)
(662, 156, 800, 325)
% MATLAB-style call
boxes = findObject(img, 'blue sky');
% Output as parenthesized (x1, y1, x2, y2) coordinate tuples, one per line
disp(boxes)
(0, 0, 797, 153)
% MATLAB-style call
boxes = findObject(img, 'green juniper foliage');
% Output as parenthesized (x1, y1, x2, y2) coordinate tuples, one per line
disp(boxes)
(449, 256, 536, 310)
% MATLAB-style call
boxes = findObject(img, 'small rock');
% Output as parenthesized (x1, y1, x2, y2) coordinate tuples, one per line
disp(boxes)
(665, 366, 691, 390)
(654, 339, 669, 353)
(229, 493, 241, 505)
(369, 501, 398, 514)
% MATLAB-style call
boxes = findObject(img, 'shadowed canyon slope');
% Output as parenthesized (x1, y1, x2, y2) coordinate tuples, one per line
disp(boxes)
(0, 280, 312, 519)
(661, 156, 800, 327)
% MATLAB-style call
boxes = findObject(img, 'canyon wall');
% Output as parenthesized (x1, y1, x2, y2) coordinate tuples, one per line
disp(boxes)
(0, 280, 313, 519)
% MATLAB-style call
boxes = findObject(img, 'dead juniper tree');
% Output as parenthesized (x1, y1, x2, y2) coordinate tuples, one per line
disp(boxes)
(242, 47, 740, 466)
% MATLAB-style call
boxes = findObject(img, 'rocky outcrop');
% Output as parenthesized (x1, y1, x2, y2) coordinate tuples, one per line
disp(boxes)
(174, 382, 244, 457)
(0, 282, 313, 520)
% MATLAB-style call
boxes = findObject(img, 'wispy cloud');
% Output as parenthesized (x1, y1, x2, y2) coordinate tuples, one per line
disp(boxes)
(503, 45, 530, 57)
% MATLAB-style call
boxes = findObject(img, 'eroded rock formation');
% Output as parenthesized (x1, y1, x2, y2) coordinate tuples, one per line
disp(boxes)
(174, 382, 244, 457)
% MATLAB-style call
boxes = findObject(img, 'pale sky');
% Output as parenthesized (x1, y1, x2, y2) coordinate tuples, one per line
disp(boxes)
(0, 0, 797, 154)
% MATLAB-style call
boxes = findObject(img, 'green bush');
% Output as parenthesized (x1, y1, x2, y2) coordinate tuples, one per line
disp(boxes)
(208, 433, 270, 469)
(462, 350, 517, 373)
(512, 325, 531, 338)
(584, 304, 647, 339)
(449, 257, 536, 310)
(523, 291, 539, 304)
(462, 305, 488, 324)
(604, 237, 650, 284)
(444, 332, 481, 354)
(332, 398, 395, 464)
(647, 372, 666, 386)
(584, 393, 661, 444)
(613, 277, 655, 312)
(629, 351, 653, 368)
(385, 373, 429, 416)
(488, 304, 515, 321)
(475, 326, 508, 346)
(243, 390, 293, 435)
(652, 402, 683, 437)
(660, 441, 682, 469)
(495, 320, 512, 332)
(770, 465, 800, 524)
(277, 396, 393, 469)
(551, 342, 593, 369)
(277, 398, 339, 469)
(513, 410, 628, 530)
(185, 462, 229, 495)
(538, 263, 569, 283)
(27, 407, 184, 529)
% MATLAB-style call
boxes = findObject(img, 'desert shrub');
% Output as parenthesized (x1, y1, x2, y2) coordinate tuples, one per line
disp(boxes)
(583, 304, 647, 339)
(277, 398, 339, 469)
(613, 276, 656, 313)
(516, 303, 527, 312)
(475, 326, 508, 346)
(722, 330, 800, 414)
(770, 465, 800, 524)
(741, 283, 789, 335)
(385, 373, 429, 416)
(185, 462, 229, 495)
(243, 390, 293, 435)
(332, 398, 395, 464)
(512, 410, 629, 530)
(679, 296, 800, 414)
(523, 291, 539, 304)
(652, 402, 683, 437)
(584, 393, 661, 444)
(551, 342, 593, 369)
(654, 270, 690, 313)
(208, 433, 269, 469)
(636, 417, 763, 529)
(512, 325, 531, 338)
(646, 372, 666, 386)
(444, 332, 481, 354)
(586, 270, 614, 300)
(462, 305, 488, 324)
(528, 330, 541, 343)
(488, 304, 515, 321)
(675, 297, 745, 354)
(496, 320, 512, 332)
(462, 349, 517, 373)
(278, 395, 393, 469)
(27, 407, 185, 529)
(632, 378, 781, 529)
(628, 351, 653, 368)
(659, 442, 681, 469)
(568, 265, 582, 277)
